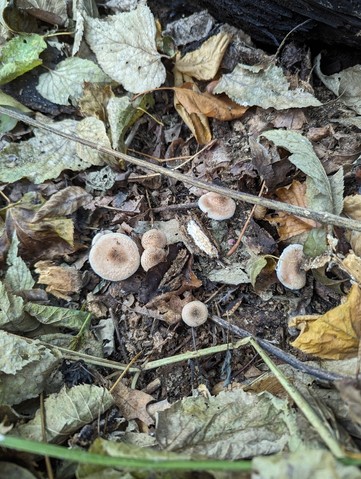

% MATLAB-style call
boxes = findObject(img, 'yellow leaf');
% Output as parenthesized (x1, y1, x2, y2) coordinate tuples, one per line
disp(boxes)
(290, 284, 361, 359)
(343, 194, 361, 221)
(174, 32, 231, 81)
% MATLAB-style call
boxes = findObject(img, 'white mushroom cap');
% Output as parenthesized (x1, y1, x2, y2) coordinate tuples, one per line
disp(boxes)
(141, 229, 167, 249)
(89, 233, 140, 281)
(141, 247, 167, 271)
(276, 244, 306, 290)
(198, 192, 236, 220)
(181, 300, 208, 327)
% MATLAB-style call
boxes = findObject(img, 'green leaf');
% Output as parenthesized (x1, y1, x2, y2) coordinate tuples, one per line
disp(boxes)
(0, 34, 47, 85)
(25, 302, 88, 331)
(36, 57, 111, 106)
(0, 91, 31, 133)
(303, 228, 327, 258)
(4, 232, 35, 293)
(261, 130, 343, 215)
(214, 63, 321, 110)
(0, 281, 24, 329)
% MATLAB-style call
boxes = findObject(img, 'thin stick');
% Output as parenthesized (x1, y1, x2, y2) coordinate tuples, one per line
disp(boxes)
(1, 107, 360, 231)
(227, 181, 266, 256)
(109, 351, 142, 394)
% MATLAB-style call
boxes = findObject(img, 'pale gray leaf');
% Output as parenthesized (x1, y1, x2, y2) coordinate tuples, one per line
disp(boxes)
(15, 384, 114, 442)
(315, 54, 361, 115)
(0, 331, 58, 405)
(214, 63, 321, 110)
(84, 5, 166, 93)
(4, 233, 35, 293)
(36, 57, 110, 105)
(0, 118, 95, 184)
(0, 282, 25, 329)
(25, 302, 88, 331)
(329, 167, 344, 216)
(156, 389, 300, 459)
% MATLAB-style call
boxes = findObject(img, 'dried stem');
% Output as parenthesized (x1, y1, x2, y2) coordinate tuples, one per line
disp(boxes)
(1, 107, 360, 231)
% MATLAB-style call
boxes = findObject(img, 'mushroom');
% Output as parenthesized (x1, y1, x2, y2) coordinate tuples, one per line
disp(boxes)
(181, 300, 208, 327)
(89, 232, 140, 281)
(198, 192, 236, 220)
(141, 247, 167, 271)
(141, 229, 167, 249)
(276, 244, 306, 290)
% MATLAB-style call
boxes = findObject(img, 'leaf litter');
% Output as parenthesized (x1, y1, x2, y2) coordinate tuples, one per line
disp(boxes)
(0, 1, 361, 478)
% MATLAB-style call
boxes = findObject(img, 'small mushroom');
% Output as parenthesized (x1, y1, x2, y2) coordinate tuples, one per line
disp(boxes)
(141, 229, 167, 249)
(276, 244, 306, 290)
(89, 232, 140, 281)
(181, 300, 208, 327)
(141, 247, 167, 271)
(198, 192, 236, 220)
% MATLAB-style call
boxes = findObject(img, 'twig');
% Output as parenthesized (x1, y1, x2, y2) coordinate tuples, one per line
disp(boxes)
(210, 315, 352, 382)
(227, 181, 266, 256)
(0, 107, 360, 231)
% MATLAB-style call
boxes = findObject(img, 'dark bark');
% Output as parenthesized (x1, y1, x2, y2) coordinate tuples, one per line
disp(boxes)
(194, 0, 361, 48)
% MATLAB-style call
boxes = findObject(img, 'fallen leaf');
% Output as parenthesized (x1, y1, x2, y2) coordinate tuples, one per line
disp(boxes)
(32, 186, 92, 222)
(0, 116, 106, 184)
(342, 253, 361, 285)
(174, 32, 231, 81)
(156, 389, 302, 459)
(335, 380, 361, 426)
(315, 54, 361, 114)
(16, 0, 68, 26)
(247, 255, 276, 288)
(85, 5, 166, 93)
(253, 449, 361, 479)
(303, 227, 328, 258)
(343, 194, 361, 221)
(112, 381, 154, 426)
(76, 116, 116, 167)
(266, 180, 317, 241)
(174, 82, 211, 144)
(0, 330, 58, 405)
(36, 57, 110, 106)
(0, 33, 46, 85)
(261, 129, 344, 215)
(290, 284, 361, 359)
(15, 384, 114, 443)
(214, 62, 321, 110)
(35, 260, 83, 300)
(78, 83, 114, 121)
(0, 90, 31, 133)
(174, 84, 248, 121)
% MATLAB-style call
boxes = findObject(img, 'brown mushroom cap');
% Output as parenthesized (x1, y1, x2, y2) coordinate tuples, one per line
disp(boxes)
(89, 232, 140, 281)
(276, 244, 306, 290)
(181, 300, 208, 327)
(141, 247, 167, 271)
(198, 192, 236, 220)
(141, 229, 167, 249)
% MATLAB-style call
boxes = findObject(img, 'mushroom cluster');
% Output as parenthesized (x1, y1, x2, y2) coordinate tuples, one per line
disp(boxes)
(141, 229, 168, 271)
(198, 192, 236, 220)
(89, 232, 140, 281)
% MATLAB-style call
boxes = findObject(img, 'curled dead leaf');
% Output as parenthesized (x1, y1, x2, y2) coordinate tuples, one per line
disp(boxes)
(290, 284, 361, 359)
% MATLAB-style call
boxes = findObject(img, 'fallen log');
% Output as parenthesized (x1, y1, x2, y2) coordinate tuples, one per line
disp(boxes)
(195, 0, 361, 48)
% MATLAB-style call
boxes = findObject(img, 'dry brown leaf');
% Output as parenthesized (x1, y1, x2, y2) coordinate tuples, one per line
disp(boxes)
(174, 85, 248, 121)
(174, 82, 211, 145)
(174, 32, 231, 81)
(35, 260, 83, 300)
(342, 253, 361, 285)
(343, 194, 361, 221)
(290, 284, 361, 359)
(112, 381, 154, 426)
(266, 180, 317, 240)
